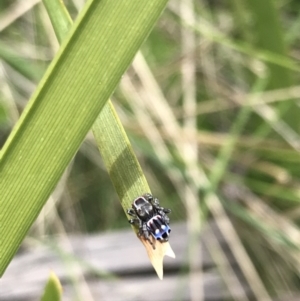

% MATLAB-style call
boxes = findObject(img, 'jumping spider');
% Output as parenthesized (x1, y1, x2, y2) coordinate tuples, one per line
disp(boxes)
(127, 193, 171, 249)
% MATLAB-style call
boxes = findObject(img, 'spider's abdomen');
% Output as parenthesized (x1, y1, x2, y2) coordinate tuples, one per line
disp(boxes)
(146, 215, 171, 241)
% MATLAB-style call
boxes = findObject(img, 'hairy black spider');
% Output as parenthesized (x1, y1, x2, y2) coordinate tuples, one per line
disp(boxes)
(127, 193, 171, 249)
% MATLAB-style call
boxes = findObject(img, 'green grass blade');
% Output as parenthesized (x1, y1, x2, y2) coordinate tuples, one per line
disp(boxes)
(0, 43, 45, 82)
(0, 0, 168, 275)
(42, 0, 72, 44)
(92, 103, 150, 211)
(43, 0, 150, 216)
(246, 0, 291, 89)
(245, 0, 299, 134)
(40, 272, 62, 301)
(43, 1, 172, 277)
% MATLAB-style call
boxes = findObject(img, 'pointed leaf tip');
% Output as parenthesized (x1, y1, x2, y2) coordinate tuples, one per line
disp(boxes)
(165, 243, 176, 258)
(139, 237, 175, 280)
(40, 271, 62, 301)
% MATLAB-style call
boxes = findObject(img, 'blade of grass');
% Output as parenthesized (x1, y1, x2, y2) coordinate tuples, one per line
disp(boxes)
(244, 0, 299, 136)
(42, 0, 72, 44)
(0, 0, 170, 275)
(0, 43, 46, 82)
(245, 0, 291, 90)
(42, 0, 174, 279)
(40, 272, 62, 301)
(92, 104, 150, 215)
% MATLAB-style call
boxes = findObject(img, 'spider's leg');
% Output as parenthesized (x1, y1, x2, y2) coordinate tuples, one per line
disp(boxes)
(152, 197, 160, 206)
(156, 210, 170, 224)
(129, 218, 140, 225)
(158, 210, 171, 219)
(143, 193, 153, 202)
(127, 208, 136, 217)
(136, 218, 144, 234)
(163, 208, 171, 214)
(150, 197, 165, 212)
(140, 223, 155, 249)
(163, 214, 170, 224)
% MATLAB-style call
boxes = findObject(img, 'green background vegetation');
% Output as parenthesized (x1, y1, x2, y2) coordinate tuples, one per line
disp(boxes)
(1, 0, 300, 299)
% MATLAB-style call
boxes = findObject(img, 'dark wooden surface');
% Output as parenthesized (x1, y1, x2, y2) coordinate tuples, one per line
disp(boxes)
(0, 222, 252, 301)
